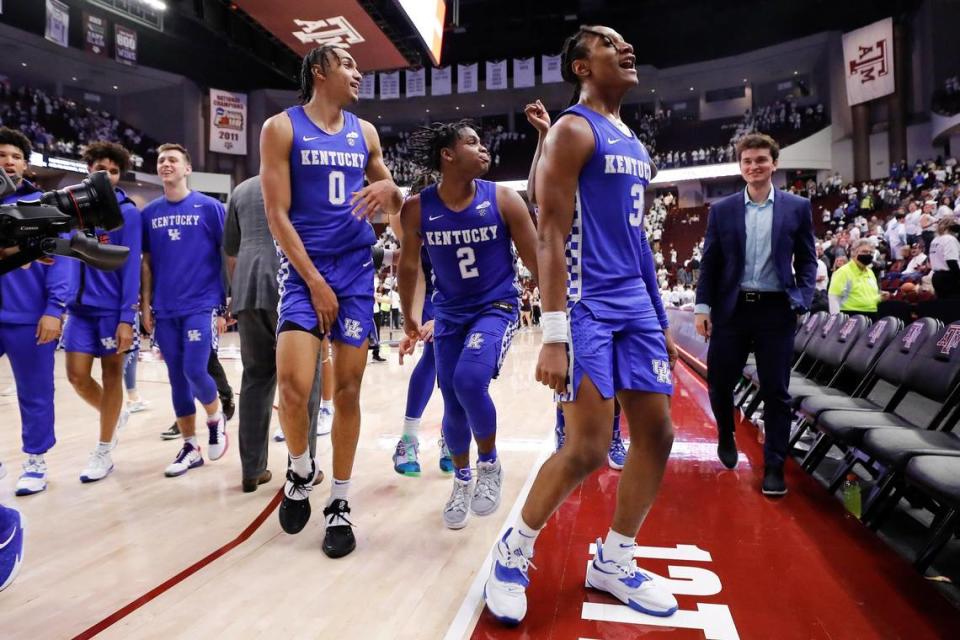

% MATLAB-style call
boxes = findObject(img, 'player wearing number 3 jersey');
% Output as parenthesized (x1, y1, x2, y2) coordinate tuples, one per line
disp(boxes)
(259, 44, 402, 558)
(398, 121, 538, 530)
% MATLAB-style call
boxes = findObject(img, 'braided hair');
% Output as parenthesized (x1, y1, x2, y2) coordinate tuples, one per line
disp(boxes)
(560, 26, 607, 106)
(299, 45, 340, 103)
(406, 119, 476, 186)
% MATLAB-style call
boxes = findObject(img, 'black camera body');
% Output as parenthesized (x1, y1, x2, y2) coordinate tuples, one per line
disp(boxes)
(0, 170, 130, 275)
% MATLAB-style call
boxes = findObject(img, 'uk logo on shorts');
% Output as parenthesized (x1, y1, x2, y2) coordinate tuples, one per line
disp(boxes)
(100, 336, 118, 350)
(187, 329, 202, 342)
(467, 332, 485, 350)
(168, 228, 182, 241)
(652, 359, 672, 384)
(344, 318, 363, 340)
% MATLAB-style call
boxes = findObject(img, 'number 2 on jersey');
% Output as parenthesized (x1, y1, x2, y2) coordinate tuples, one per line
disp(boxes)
(629, 183, 644, 227)
(329, 171, 346, 205)
(457, 247, 479, 279)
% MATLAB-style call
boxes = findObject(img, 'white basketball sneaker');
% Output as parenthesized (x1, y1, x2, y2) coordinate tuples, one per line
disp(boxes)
(80, 448, 114, 483)
(443, 478, 473, 530)
(15, 455, 47, 496)
(317, 406, 333, 436)
(126, 398, 151, 413)
(165, 442, 204, 477)
(273, 427, 286, 442)
(111, 410, 130, 448)
(585, 537, 678, 617)
(471, 460, 502, 516)
(483, 529, 534, 626)
(207, 413, 228, 460)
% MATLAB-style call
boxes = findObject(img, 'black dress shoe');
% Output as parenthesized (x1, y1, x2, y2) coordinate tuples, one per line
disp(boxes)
(762, 465, 788, 497)
(242, 470, 272, 493)
(717, 431, 738, 469)
(322, 499, 356, 558)
(279, 461, 317, 534)
(221, 395, 236, 421)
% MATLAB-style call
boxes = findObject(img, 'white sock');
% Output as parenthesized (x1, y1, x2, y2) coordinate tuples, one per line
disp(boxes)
(328, 478, 350, 504)
(507, 516, 541, 556)
(601, 528, 636, 565)
(402, 417, 420, 440)
(97, 441, 112, 453)
(289, 450, 312, 478)
(185, 436, 199, 448)
(206, 410, 223, 424)
(321, 399, 333, 412)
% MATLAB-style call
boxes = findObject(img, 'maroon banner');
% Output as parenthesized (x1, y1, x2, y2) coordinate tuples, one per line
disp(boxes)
(114, 24, 137, 67)
(83, 12, 108, 57)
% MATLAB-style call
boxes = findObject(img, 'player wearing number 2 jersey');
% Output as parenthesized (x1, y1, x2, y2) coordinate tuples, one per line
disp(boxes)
(259, 45, 402, 559)
(397, 121, 538, 530)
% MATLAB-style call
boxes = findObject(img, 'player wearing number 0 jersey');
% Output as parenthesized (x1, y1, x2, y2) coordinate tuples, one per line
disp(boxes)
(398, 121, 538, 530)
(260, 44, 402, 559)
(484, 26, 678, 625)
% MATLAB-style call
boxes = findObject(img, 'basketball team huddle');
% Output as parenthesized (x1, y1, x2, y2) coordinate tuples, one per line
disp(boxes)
(261, 24, 679, 624)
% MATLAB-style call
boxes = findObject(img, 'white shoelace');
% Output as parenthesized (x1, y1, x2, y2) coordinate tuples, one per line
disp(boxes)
(475, 466, 500, 502)
(23, 456, 45, 474)
(446, 481, 470, 514)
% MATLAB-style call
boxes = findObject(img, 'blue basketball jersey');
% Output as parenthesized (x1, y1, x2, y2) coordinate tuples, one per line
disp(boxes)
(419, 179, 519, 320)
(285, 106, 376, 255)
(561, 104, 660, 326)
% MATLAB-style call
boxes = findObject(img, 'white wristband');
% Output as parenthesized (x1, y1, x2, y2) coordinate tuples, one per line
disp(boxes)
(541, 311, 568, 344)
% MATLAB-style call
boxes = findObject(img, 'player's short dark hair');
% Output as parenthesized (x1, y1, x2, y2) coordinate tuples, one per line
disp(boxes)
(299, 45, 342, 104)
(407, 119, 477, 174)
(157, 142, 191, 165)
(82, 140, 131, 173)
(0, 126, 32, 160)
(735, 133, 780, 162)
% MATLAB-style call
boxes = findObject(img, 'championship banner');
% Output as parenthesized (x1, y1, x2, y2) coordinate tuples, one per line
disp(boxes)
(83, 12, 108, 57)
(115, 24, 138, 66)
(842, 17, 895, 106)
(45, 0, 69, 48)
(486, 60, 507, 91)
(358, 74, 375, 100)
(457, 63, 478, 94)
(379, 71, 400, 99)
(431, 66, 451, 96)
(405, 68, 426, 97)
(542, 54, 563, 83)
(209, 89, 248, 155)
(513, 57, 535, 88)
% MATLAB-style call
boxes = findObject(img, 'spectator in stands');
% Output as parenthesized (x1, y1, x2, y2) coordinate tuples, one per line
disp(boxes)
(903, 244, 929, 275)
(812, 242, 829, 312)
(828, 240, 886, 319)
(885, 211, 907, 258)
(929, 216, 960, 299)
(938, 196, 954, 220)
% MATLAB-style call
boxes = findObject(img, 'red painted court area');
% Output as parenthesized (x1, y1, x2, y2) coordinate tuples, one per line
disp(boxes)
(472, 362, 960, 640)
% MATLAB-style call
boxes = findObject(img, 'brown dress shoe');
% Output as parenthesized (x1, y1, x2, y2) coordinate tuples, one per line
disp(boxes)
(242, 470, 273, 493)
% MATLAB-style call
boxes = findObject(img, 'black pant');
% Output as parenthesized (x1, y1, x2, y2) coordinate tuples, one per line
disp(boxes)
(207, 348, 233, 402)
(933, 270, 960, 299)
(706, 296, 796, 468)
(236, 309, 322, 480)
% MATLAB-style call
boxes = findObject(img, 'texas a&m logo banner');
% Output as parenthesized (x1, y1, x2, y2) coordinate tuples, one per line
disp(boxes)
(842, 17, 895, 106)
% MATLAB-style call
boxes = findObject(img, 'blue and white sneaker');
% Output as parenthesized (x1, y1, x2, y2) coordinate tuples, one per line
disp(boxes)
(273, 427, 286, 442)
(392, 435, 421, 476)
(484, 529, 534, 625)
(555, 405, 566, 452)
(438, 437, 454, 474)
(164, 442, 204, 477)
(318, 406, 333, 436)
(0, 505, 25, 592)
(607, 428, 627, 470)
(15, 455, 47, 496)
(585, 537, 678, 617)
(80, 448, 114, 483)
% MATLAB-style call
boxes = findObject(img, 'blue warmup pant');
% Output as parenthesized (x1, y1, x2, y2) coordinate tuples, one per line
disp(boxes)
(123, 347, 138, 391)
(405, 340, 436, 420)
(155, 311, 218, 418)
(434, 307, 517, 457)
(0, 323, 56, 454)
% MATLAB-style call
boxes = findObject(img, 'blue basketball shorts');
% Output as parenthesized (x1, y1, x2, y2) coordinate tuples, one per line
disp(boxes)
(63, 310, 136, 357)
(559, 302, 673, 402)
(434, 304, 519, 381)
(277, 246, 375, 348)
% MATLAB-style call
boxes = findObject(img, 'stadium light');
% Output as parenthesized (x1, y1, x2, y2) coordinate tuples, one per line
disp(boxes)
(138, 0, 167, 11)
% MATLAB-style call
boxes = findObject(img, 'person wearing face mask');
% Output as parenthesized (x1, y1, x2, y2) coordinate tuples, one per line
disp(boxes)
(828, 239, 888, 319)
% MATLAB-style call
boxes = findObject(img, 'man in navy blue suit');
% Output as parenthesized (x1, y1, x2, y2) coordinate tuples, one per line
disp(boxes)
(695, 133, 817, 496)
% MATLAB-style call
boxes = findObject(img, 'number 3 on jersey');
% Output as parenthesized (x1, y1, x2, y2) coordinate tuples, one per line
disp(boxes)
(329, 171, 346, 205)
(457, 247, 479, 279)
(629, 183, 644, 227)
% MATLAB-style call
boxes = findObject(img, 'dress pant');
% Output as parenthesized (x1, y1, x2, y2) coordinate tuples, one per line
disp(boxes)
(706, 294, 796, 468)
(207, 348, 233, 402)
(237, 308, 321, 480)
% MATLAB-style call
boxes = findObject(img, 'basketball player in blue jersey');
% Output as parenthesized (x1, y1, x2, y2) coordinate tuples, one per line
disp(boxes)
(398, 121, 539, 530)
(524, 99, 628, 468)
(260, 45, 402, 558)
(63, 141, 141, 484)
(485, 26, 678, 624)
(141, 143, 228, 478)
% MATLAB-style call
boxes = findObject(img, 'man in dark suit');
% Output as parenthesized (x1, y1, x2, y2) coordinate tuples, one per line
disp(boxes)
(695, 133, 817, 496)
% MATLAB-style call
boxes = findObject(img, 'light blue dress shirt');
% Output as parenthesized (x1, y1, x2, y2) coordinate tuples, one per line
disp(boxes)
(741, 186, 783, 292)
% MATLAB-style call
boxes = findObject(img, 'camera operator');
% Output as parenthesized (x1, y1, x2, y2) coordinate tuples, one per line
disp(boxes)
(62, 141, 142, 484)
(0, 127, 70, 496)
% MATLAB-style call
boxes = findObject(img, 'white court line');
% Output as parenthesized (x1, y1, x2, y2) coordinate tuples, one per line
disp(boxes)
(443, 432, 554, 640)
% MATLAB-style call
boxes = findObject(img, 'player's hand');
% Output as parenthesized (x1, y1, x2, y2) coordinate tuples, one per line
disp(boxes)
(419, 319, 435, 343)
(535, 342, 568, 394)
(694, 313, 711, 340)
(524, 100, 551, 135)
(143, 309, 155, 335)
(351, 179, 400, 221)
(398, 334, 417, 365)
(404, 317, 421, 343)
(215, 315, 227, 336)
(116, 322, 134, 352)
(664, 328, 678, 369)
(36, 314, 62, 345)
(309, 278, 339, 335)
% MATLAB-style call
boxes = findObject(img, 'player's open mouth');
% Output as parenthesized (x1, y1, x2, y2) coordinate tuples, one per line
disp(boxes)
(619, 56, 636, 70)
